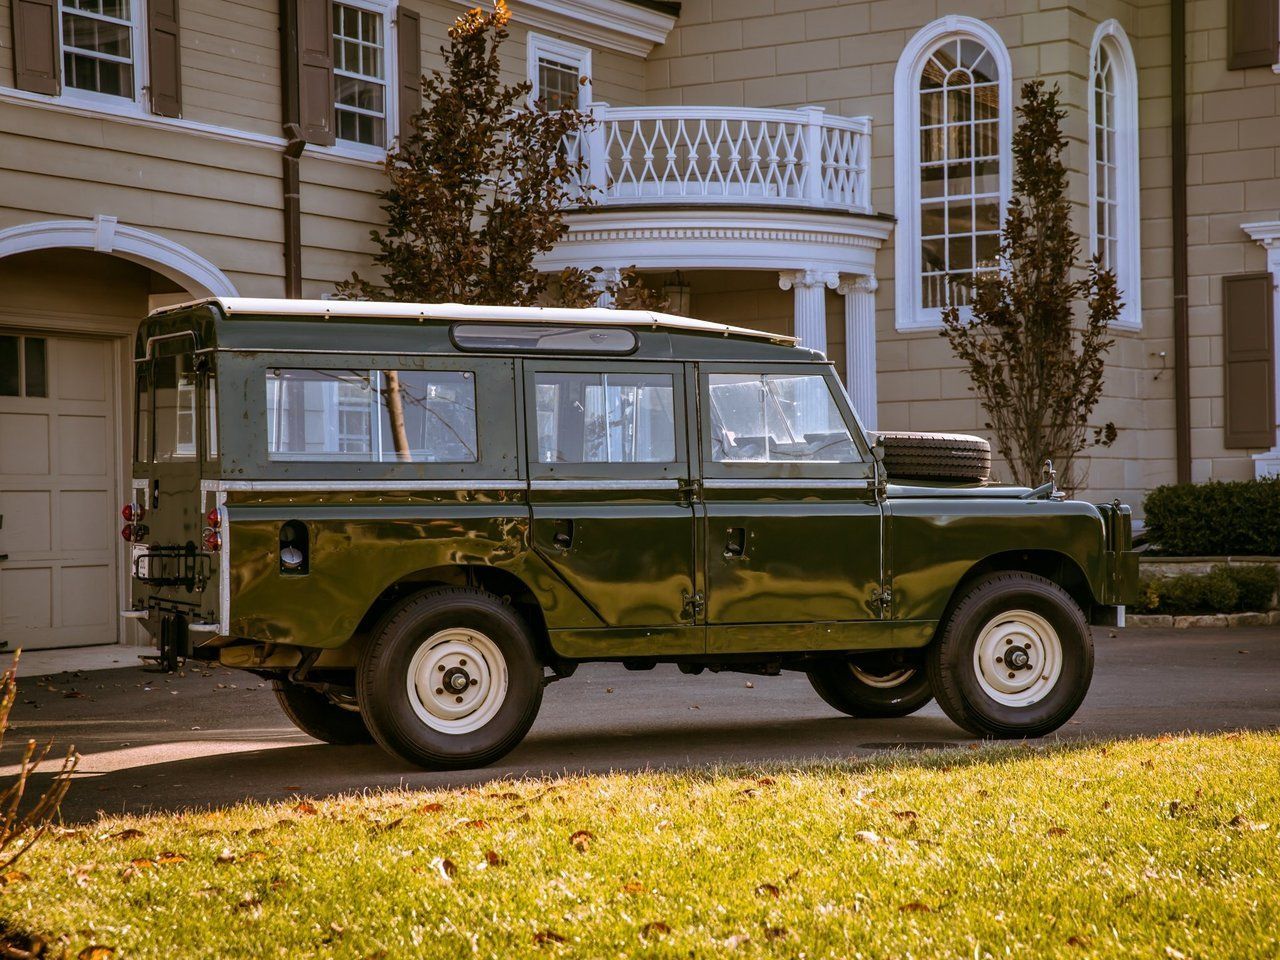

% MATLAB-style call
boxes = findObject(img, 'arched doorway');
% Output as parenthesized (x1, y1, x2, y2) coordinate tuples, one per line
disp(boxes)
(0, 219, 236, 651)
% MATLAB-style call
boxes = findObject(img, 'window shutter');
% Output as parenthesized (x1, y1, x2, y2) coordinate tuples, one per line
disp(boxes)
(297, 0, 335, 145)
(11, 0, 59, 95)
(1223, 272, 1277, 448)
(1228, 0, 1279, 69)
(396, 5, 421, 145)
(148, 0, 183, 117)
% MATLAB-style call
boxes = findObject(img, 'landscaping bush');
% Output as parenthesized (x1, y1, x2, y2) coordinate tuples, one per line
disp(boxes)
(1133, 564, 1279, 615)
(1143, 477, 1280, 556)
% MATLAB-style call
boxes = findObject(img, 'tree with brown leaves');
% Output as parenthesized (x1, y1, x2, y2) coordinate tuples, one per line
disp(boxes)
(941, 81, 1119, 489)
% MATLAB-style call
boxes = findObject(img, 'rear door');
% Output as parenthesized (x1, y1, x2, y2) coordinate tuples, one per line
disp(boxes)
(523, 360, 700, 655)
(697, 363, 885, 653)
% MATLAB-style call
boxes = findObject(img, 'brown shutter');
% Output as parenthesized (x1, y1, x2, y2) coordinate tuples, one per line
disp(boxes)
(396, 5, 421, 145)
(1223, 272, 1277, 448)
(297, 0, 334, 145)
(1228, 0, 1279, 69)
(148, 0, 183, 117)
(11, 0, 59, 95)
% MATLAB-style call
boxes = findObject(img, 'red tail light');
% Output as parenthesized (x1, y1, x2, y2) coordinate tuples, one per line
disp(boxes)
(202, 529, 222, 552)
(121, 502, 145, 523)
(121, 524, 135, 542)
(206, 507, 222, 529)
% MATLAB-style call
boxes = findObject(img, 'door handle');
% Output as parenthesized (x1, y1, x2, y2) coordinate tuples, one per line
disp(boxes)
(552, 518, 574, 551)
(723, 526, 746, 558)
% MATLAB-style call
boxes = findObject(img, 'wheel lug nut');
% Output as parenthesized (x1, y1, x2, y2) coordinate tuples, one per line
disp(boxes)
(1004, 638, 1012, 645)
(469, 678, 478, 686)
(455, 695, 463, 703)
(1007, 672, 1015, 679)
(459, 659, 467, 667)
(435, 687, 444, 695)
(995, 656, 1003, 664)
(438, 664, 445, 672)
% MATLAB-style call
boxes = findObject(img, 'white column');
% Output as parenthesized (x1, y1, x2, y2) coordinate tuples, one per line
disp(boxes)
(778, 268, 837, 353)
(1242, 223, 1280, 477)
(838, 273, 879, 431)
(594, 265, 622, 308)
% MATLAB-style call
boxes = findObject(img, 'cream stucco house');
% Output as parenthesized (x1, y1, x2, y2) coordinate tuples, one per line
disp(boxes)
(0, 0, 1278, 650)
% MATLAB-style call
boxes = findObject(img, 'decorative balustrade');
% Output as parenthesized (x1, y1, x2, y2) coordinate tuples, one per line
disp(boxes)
(573, 104, 872, 214)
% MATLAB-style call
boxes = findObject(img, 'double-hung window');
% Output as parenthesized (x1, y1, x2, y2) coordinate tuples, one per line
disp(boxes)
(528, 33, 591, 110)
(332, 0, 390, 148)
(59, 0, 139, 101)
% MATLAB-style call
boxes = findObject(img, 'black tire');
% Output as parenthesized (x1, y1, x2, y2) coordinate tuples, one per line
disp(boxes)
(807, 653, 933, 718)
(274, 681, 373, 745)
(928, 572, 1093, 738)
(357, 586, 543, 770)
(870, 431, 991, 483)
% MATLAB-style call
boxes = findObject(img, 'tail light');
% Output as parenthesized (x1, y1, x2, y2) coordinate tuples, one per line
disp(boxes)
(202, 506, 223, 552)
(120, 501, 147, 542)
(121, 502, 145, 523)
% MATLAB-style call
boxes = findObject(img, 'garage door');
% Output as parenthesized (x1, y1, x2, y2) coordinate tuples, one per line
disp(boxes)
(0, 331, 119, 650)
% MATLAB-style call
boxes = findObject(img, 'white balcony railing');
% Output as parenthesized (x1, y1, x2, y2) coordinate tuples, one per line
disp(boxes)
(573, 103, 872, 214)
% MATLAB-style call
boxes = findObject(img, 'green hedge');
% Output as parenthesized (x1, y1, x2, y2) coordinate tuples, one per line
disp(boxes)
(1134, 564, 1280, 615)
(1143, 478, 1280, 556)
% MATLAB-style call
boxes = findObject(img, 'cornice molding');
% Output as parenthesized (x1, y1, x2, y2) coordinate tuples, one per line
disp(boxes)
(445, 0, 677, 57)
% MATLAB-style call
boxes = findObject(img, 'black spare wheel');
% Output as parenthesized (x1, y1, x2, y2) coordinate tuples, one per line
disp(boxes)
(870, 431, 991, 483)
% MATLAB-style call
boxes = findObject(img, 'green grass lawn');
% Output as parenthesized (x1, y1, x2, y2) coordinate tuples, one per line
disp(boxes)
(4, 733, 1278, 959)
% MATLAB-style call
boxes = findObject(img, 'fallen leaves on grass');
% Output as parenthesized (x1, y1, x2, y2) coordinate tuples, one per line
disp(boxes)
(107, 829, 144, 841)
(1227, 815, 1269, 832)
(754, 883, 780, 898)
(156, 852, 187, 865)
(620, 880, 645, 894)
(569, 830, 594, 852)
(1046, 827, 1068, 837)
(639, 921, 670, 940)
(892, 810, 919, 822)
(77, 947, 115, 960)
(293, 801, 319, 816)
(482, 850, 505, 868)
(432, 858, 457, 882)
(0, 870, 30, 885)
(899, 901, 932, 913)
(532, 930, 565, 946)
(418, 802, 444, 813)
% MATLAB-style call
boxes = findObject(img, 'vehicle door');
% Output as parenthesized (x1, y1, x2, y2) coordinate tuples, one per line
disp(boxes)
(523, 360, 700, 654)
(697, 363, 885, 653)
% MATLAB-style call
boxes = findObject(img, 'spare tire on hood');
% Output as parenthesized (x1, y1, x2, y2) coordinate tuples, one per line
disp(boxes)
(868, 431, 991, 484)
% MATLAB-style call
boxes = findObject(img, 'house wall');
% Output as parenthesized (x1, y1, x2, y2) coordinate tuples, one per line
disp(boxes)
(647, 0, 1279, 505)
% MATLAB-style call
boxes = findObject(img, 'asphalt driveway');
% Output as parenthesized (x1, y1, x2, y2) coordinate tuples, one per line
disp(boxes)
(6, 627, 1278, 823)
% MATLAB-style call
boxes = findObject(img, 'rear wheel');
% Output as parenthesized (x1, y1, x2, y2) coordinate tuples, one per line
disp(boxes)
(357, 587, 543, 770)
(928, 573, 1093, 738)
(274, 681, 372, 745)
(807, 652, 933, 718)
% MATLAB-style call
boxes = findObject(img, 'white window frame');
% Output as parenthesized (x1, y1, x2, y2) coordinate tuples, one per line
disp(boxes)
(1089, 19, 1142, 331)
(893, 16, 1012, 332)
(527, 32, 592, 109)
(329, 0, 398, 159)
(57, 0, 147, 110)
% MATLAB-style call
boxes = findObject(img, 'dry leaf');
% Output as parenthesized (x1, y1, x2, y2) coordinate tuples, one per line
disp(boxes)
(892, 810, 919, 822)
(754, 883, 780, 898)
(1046, 827, 1068, 837)
(78, 948, 116, 960)
(235, 894, 263, 914)
(109, 829, 144, 841)
(1067, 935, 1091, 948)
(1228, 815, 1269, 832)
(0, 870, 30, 885)
(756, 777, 775, 786)
(569, 830, 594, 852)
(639, 921, 670, 940)
(242, 850, 269, 862)
(419, 802, 445, 813)
(294, 801, 319, 815)
(899, 901, 932, 913)
(129, 858, 157, 870)
(484, 850, 505, 867)
(374, 818, 404, 833)
(463, 819, 489, 830)
(533, 930, 566, 946)
(433, 857, 457, 881)
(764, 926, 789, 941)
(156, 852, 187, 865)
(621, 880, 644, 894)
(215, 849, 236, 864)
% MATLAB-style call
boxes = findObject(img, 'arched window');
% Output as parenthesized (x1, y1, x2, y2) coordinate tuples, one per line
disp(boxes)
(1090, 21, 1141, 330)
(895, 18, 1012, 331)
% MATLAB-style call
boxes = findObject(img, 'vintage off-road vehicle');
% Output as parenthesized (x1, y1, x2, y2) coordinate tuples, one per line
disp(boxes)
(124, 298, 1138, 769)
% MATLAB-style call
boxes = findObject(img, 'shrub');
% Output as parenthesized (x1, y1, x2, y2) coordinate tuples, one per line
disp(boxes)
(1143, 477, 1280, 556)
(1133, 563, 1279, 615)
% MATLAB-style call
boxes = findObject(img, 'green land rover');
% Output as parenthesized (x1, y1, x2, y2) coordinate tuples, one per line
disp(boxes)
(123, 297, 1138, 770)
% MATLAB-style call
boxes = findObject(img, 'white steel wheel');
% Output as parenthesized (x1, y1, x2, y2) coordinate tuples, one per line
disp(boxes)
(407, 628, 509, 734)
(971, 609, 1063, 708)
(849, 664, 918, 689)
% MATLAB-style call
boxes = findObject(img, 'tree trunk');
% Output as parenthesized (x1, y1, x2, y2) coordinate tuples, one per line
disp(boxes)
(381, 371, 412, 462)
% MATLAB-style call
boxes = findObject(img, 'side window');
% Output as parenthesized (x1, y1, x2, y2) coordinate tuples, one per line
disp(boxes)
(534, 372, 675, 464)
(153, 353, 197, 461)
(204, 367, 219, 461)
(707, 373, 857, 464)
(134, 363, 151, 463)
(265, 368, 478, 463)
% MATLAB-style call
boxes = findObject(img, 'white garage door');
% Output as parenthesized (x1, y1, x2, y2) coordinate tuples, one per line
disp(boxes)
(0, 331, 119, 650)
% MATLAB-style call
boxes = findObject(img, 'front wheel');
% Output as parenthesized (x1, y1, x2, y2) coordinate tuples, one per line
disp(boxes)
(357, 587, 544, 770)
(807, 653, 933, 717)
(928, 572, 1093, 738)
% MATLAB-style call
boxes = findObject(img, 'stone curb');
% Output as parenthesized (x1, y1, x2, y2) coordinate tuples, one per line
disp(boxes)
(1127, 611, 1280, 629)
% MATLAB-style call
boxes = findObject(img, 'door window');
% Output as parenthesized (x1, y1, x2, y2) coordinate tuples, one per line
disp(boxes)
(707, 373, 857, 464)
(534, 372, 675, 464)
(153, 353, 197, 461)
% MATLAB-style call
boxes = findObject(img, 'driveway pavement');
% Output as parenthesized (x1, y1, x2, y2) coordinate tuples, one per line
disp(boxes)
(5, 628, 1278, 823)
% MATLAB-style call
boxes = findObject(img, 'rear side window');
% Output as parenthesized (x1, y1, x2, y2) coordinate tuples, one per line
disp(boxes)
(266, 368, 478, 463)
(707, 373, 857, 463)
(534, 371, 675, 464)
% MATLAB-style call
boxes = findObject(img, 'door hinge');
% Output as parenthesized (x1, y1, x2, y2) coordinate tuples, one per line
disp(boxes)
(870, 585, 893, 618)
(681, 590, 705, 620)
(676, 479, 699, 505)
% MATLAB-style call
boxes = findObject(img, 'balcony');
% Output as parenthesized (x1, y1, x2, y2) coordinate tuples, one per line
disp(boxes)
(574, 103, 872, 214)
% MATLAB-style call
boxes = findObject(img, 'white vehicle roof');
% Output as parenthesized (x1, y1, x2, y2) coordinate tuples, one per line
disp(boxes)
(150, 297, 798, 345)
